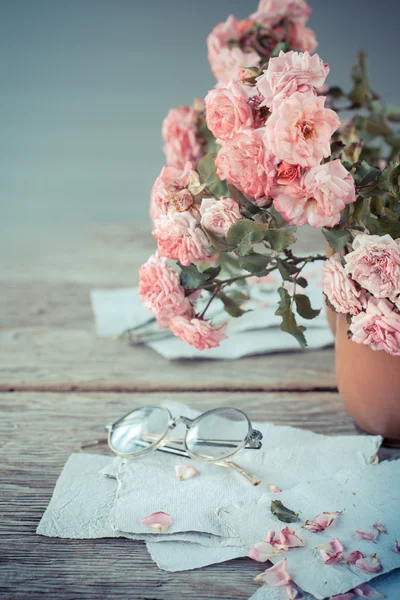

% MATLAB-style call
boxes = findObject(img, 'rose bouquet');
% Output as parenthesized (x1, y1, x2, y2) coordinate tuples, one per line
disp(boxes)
(140, 0, 400, 356)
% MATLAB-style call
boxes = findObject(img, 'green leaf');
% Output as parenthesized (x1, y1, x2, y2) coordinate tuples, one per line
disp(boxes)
(218, 291, 246, 318)
(270, 500, 299, 524)
(264, 228, 296, 252)
(389, 163, 400, 200)
(356, 114, 392, 137)
(238, 253, 272, 274)
(202, 265, 222, 280)
(225, 290, 250, 305)
(202, 228, 235, 252)
(366, 214, 400, 239)
(295, 277, 308, 289)
(196, 153, 228, 197)
(328, 86, 344, 99)
(226, 219, 269, 247)
(226, 183, 254, 208)
(277, 260, 299, 281)
(294, 294, 321, 320)
(179, 265, 208, 289)
(274, 287, 308, 348)
(386, 104, 400, 123)
(322, 228, 352, 253)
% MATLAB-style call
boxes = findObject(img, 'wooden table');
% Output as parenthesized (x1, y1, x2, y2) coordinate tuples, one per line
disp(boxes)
(0, 223, 385, 599)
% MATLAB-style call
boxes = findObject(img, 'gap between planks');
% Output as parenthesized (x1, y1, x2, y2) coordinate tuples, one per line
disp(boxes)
(0, 384, 337, 393)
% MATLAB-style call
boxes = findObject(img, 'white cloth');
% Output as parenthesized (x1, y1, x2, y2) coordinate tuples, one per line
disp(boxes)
(90, 266, 333, 359)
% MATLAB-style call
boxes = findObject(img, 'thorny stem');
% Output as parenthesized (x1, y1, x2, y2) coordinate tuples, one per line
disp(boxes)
(198, 282, 221, 319)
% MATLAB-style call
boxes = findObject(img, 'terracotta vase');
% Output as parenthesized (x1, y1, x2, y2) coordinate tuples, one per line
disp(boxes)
(335, 313, 400, 440)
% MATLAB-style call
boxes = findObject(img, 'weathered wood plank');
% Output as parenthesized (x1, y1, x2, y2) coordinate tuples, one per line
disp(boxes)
(1, 325, 335, 391)
(0, 390, 355, 600)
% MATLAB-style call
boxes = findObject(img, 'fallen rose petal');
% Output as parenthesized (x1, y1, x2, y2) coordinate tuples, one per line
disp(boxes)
(277, 526, 305, 549)
(284, 583, 300, 599)
(254, 558, 292, 587)
(373, 522, 387, 534)
(140, 511, 173, 533)
(328, 594, 354, 600)
(303, 511, 341, 532)
(315, 511, 341, 528)
(317, 537, 344, 564)
(265, 530, 275, 544)
(354, 530, 379, 542)
(341, 550, 364, 564)
(355, 554, 382, 573)
(174, 464, 199, 481)
(269, 484, 282, 493)
(249, 541, 285, 562)
(393, 540, 400, 553)
(353, 583, 386, 598)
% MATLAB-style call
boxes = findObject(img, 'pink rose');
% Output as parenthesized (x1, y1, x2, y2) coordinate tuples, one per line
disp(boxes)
(257, 51, 329, 107)
(162, 107, 205, 169)
(276, 161, 302, 186)
(273, 160, 356, 228)
(139, 254, 194, 328)
(251, 0, 312, 25)
(207, 16, 259, 85)
(264, 92, 340, 167)
(322, 255, 365, 316)
(169, 315, 228, 350)
(215, 128, 278, 201)
(153, 211, 212, 267)
(350, 297, 400, 356)
(151, 162, 199, 217)
(344, 234, 400, 302)
(289, 22, 318, 53)
(200, 196, 242, 237)
(205, 81, 254, 142)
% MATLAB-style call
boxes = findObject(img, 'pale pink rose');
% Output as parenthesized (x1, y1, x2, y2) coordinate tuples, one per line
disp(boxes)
(289, 22, 318, 53)
(344, 234, 400, 302)
(215, 128, 278, 201)
(200, 196, 241, 237)
(205, 81, 254, 142)
(162, 107, 205, 169)
(264, 92, 340, 167)
(350, 297, 400, 356)
(139, 254, 194, 328)
(153, 212, 212, 267)
(274, 160, 356, 228)
(169, 315, 228, 350)
(207, 15, 259, 85)
(151, 162, 199, 217)
(276, 161, 302, 186)
(323, 255, 365, 316)
(257, 51, 329, 107)
(251, 0, 312, 25)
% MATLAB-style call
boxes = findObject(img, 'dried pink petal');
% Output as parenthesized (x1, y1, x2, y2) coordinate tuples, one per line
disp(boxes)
(317, 537, 344, 564)
(353, 583, 386, 598)
(354, 530, 379, 542)
(277, 526, 305, 549)
(265, 530, 276, 544)
(355, 554, 382, 573)
(393, 540, 400, 553)
(174, 464, 199, 481)
(341, 550, 364, 564)
(303, 511, 341, 533)
(249, 541, 285, 562)
(254, 558, 292, 587)
(140, 511, 173, 533)
(373, 522, 387, 534)
(328, 594, 354, 600)
(285, 584, 300, 599)
(268, 484, 282, 493)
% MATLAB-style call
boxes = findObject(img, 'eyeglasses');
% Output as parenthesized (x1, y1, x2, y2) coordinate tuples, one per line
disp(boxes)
(82, 405, 263, 486)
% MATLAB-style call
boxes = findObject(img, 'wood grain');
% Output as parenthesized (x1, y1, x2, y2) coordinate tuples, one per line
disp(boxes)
(0, 390, 357, 600)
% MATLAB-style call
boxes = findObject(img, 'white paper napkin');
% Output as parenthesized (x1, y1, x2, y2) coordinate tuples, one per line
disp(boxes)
(218, 460, 400, 599)
(90, 266, 333, 359)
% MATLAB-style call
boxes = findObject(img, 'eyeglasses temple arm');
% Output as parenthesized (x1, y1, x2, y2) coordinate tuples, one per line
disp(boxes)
(81, 437, 108, 449)
(215, 459, 261, 486)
